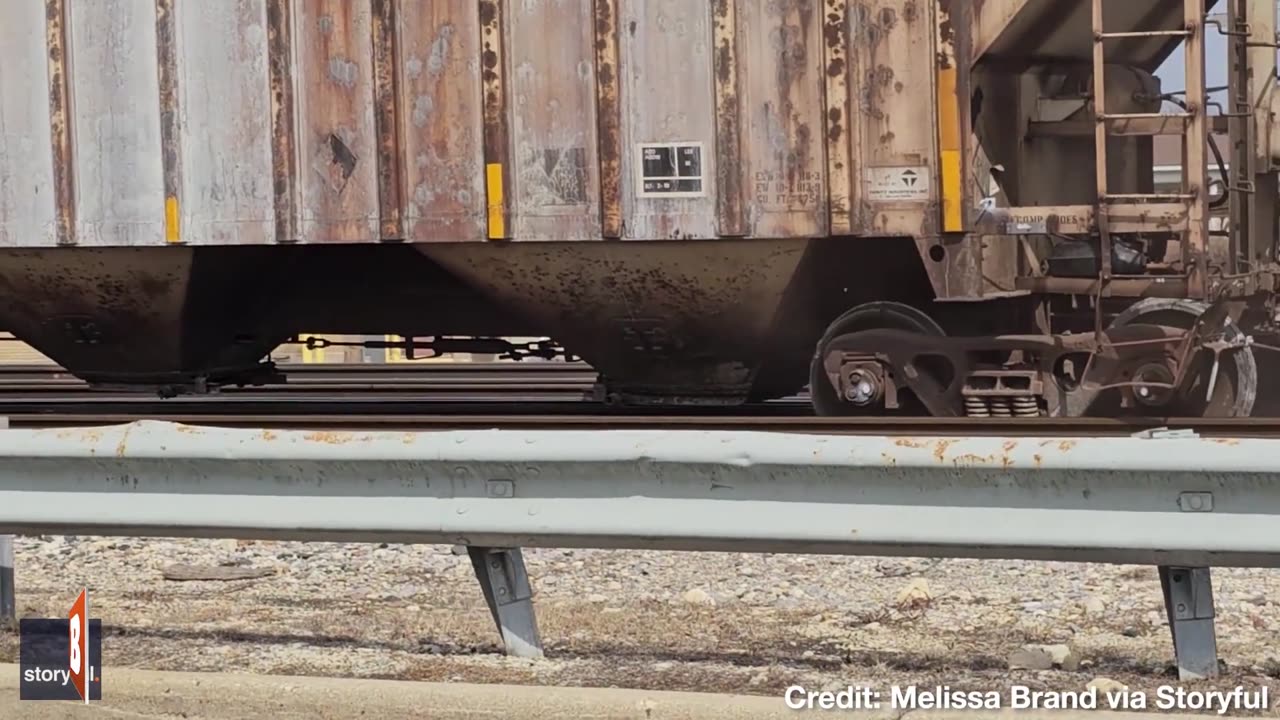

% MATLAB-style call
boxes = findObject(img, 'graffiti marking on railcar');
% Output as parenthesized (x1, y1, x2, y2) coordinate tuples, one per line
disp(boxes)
(520, 146, 589, 206)
(636, 142, 706, 198)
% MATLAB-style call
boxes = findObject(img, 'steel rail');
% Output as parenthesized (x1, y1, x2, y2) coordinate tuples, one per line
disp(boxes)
(0, 361, 595, 375)
(0, 362, 601, 394)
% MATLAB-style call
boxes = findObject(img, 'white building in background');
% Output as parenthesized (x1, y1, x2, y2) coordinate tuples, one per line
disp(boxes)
(1152, 134, 1233, 233)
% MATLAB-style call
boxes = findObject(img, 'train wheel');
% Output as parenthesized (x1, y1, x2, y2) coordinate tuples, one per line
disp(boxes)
(1107, 298, 1257, 418)
(809, 302, 945, 416)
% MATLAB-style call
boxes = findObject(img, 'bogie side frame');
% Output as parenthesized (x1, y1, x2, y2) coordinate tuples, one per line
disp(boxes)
(814, 0, 1280, 419)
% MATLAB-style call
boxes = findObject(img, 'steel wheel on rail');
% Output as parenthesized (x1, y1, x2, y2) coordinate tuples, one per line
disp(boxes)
(1104, 298, 1257, 418)
(809, 302, 946, 416)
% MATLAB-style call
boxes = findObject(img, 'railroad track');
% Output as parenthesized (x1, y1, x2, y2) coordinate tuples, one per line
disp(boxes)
(0, 361, 812, 421)
(4, 362, 1280, 437)
(0, 362, 600, 395)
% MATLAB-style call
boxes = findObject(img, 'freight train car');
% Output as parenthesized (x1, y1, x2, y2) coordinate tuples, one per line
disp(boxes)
(1, 0, 1279, 418)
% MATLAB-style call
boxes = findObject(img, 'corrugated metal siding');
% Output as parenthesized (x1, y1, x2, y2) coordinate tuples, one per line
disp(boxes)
(70, 0, 167, 245)
(0, 0, 963, 247)
(505, 0, 601, 241)
(398, 3, 486, 242)
(617, 0, 719, 240)
(0, 1, 57, 246)
(0, 0, 1220, 249)
(175, 0, 276, 245)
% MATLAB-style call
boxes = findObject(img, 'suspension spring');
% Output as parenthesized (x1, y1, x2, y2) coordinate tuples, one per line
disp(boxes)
(989, 397, 1013, 418)
(964, 397, 991, 417)
(1013, 396, 1040, 418)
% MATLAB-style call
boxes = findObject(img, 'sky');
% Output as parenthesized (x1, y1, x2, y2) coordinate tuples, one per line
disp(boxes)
(1155, 32, 1229, 97)
(1155, 7, 1278, 101)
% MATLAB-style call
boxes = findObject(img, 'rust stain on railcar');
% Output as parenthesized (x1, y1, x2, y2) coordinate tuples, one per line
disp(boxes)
(371, 0, 405, 241)
(713, 0, 746, 237)
(740, 0, 827, 238)
(594, 0, 623, 238)
(479, 0, 511, 240)
(398, 1, 486, 242)
(45, 0, 76, 246)
(294, 1, 379, 242)
(849, 0, 939, 239)
(923, 0, 988, 299)
(155, 0, 183, 244)
(267, 0, 299, 243)
(824, 0, 854, 234)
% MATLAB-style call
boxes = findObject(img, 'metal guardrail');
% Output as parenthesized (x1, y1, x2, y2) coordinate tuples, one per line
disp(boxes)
(0, 420, 1272, 679)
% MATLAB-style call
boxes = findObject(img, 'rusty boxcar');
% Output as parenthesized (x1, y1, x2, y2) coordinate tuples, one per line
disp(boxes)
(1, 0, 1279, 418)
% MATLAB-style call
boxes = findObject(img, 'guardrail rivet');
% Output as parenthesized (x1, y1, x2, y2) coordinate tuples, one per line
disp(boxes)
(1178, 492, 1214, 512)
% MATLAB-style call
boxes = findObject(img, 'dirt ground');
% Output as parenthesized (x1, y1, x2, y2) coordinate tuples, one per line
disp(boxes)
(2, 536, 1279, 715)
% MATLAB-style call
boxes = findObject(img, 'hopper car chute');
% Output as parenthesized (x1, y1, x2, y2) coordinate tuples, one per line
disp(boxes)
(0, 0, 1278, 418)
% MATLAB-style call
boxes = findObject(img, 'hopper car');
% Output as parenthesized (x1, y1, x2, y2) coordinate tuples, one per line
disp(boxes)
(2, 0, 1280, 418)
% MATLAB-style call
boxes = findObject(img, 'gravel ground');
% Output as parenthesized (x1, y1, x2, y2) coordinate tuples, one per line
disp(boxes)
(3, 536, 1280, 715)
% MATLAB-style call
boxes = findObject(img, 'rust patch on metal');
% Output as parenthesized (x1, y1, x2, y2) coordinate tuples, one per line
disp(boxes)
(952, 453, 996, 466)
(155, 0, 182, 238)
(935, 0, 954, 69)
(478, 0, 510, 239)
(55, 429, 104, 443)
(298, 0, 377, 241)
(931, 439, 956, 461)
(824, 0, 852, 233)
(787, 2, 819, 189)
(903, 0, 919, 24)
(713, 0, 745, 237)
(371, 0, 404, 240)
(45, 0, 76, 246)
(304, 431, 355, 444)
(267, 0, 299, 243)
(593, 0, 622, 238)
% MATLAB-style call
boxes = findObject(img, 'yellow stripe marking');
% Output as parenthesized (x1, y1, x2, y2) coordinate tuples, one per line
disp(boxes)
(386, 334, 404, 363)
(486, 163, 505, 239)
(165, 196, 181, 243)
(301, 335, 323, 364)
(936, 66, 963, 232)
(941, 150, 963, 232)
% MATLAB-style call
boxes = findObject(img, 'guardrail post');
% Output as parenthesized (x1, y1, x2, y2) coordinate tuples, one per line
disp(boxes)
(467, 547, 543, 658)
(0, 416, 12, 624)
(1159, 565, 1219, 680)
(0, 534, 12, 624)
